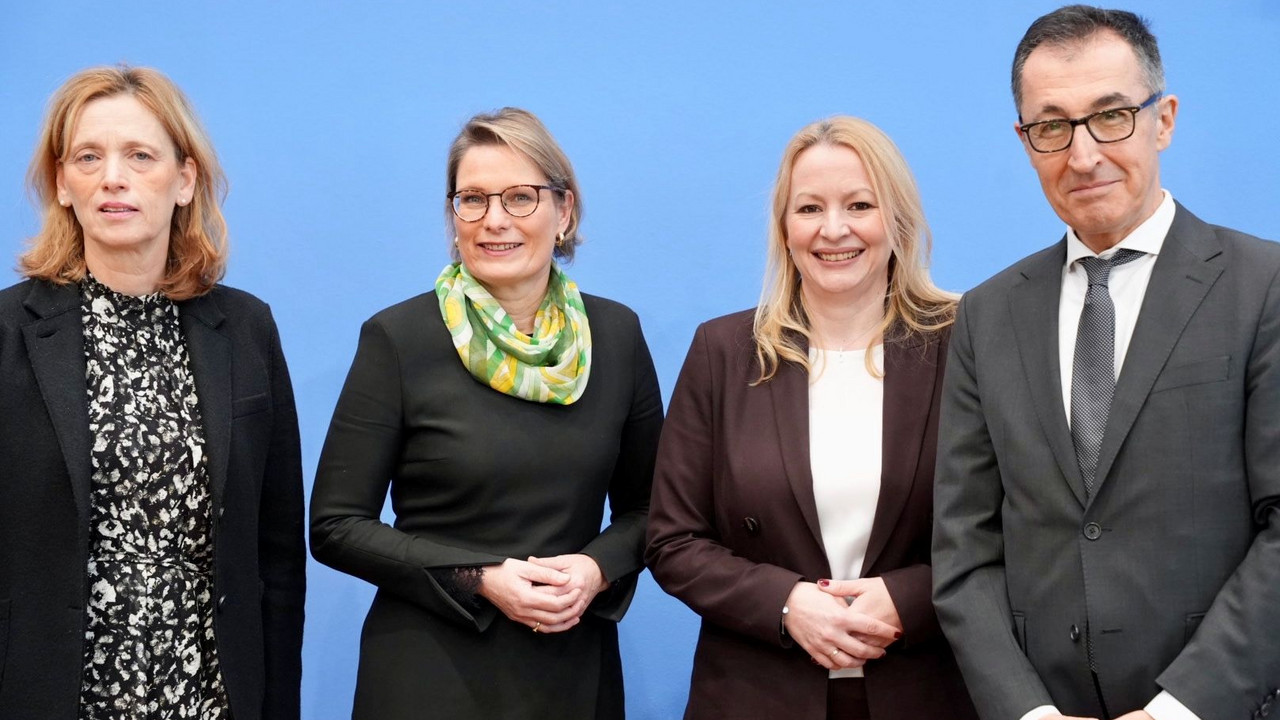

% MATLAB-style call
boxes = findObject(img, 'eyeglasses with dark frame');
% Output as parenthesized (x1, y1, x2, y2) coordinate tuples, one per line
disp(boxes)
(448, 184, 561, 222)
(1019, 92, 1164, 153)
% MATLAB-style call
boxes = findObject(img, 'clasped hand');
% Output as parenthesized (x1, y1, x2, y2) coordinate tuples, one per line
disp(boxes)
(784, 578, 903, 671)
(478, 554, 607, 633)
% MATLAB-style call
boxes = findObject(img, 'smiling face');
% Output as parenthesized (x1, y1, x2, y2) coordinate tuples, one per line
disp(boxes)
(56, 93, 196, 269)
(452, 143, 572, 302)
(1016, 31, 1177, 253)
(784, 143, 891, 316)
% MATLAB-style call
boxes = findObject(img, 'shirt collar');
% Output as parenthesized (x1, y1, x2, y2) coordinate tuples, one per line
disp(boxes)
(1065, 190, 1175, 267)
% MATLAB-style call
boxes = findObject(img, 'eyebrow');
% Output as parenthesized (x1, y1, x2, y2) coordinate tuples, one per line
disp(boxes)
(1034, 92, 1136, 118)
(792, 186, 875, 198)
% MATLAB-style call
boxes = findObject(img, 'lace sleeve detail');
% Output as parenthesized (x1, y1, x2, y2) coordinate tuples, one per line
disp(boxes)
(427, 566, 485, 610)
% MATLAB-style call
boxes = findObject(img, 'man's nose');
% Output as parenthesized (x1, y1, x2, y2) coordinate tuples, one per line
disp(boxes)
(1066, 124, 1103, 171)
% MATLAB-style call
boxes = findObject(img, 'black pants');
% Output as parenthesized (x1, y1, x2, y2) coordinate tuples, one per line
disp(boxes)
(827, 678, 870, 719)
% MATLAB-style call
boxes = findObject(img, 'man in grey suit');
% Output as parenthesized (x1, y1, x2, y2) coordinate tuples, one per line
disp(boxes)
(933, 6, 1280, 720)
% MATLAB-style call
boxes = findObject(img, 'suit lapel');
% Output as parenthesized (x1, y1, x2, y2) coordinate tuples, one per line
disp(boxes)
(180, 292, 232, 509)
(861, 334, 933, 576)
(22, 281, 93, 521)
(1090, 206, 1223, 500)
(769, 348, 827, 554)
(1010, 241, 1089, 507)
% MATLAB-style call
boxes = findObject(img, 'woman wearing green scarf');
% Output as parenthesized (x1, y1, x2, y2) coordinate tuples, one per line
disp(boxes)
(310, 108, 664, 720)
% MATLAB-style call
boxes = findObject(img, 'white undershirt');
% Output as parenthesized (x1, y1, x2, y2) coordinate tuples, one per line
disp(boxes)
(809, 346, 883, 680)
(1021, 191, 1199, 720)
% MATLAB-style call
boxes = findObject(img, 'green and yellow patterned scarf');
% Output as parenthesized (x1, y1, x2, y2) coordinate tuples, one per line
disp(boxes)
(435, 262, 592, 404)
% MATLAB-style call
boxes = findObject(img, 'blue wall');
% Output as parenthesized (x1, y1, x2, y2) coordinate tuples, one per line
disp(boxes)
(3, 2, 1277, 717)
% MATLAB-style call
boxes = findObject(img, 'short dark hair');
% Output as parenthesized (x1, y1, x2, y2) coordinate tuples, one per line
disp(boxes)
(1011, 5, 1164, 114)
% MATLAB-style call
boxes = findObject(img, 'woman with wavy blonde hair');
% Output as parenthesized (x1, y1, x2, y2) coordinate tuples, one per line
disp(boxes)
(648, 116, 976, 719)
(753, 115, 956, 382)
(0, 65, 304, 720)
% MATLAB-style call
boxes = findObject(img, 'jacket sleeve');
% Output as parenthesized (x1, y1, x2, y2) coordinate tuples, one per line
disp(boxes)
(257, 308, 306, 720)
(879, 328, 952, 649)
(580, 313, 664, 621)
(645, 324, 804, 647)
(1156, 262, 1280, 720)
(878, 563, 939, 648)
(310, 318, 506, 632)
(932, 295, 1055, 719)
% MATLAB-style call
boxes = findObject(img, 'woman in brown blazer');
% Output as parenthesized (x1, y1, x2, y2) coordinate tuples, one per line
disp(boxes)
(646, 117, 977, 720)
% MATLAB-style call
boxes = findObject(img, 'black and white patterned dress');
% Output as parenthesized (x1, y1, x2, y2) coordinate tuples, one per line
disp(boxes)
(77, 276, 230, 720)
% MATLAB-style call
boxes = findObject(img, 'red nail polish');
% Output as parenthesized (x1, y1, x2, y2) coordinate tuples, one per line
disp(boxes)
(894, 631, 902, 639)
(817, 579, 830, 588)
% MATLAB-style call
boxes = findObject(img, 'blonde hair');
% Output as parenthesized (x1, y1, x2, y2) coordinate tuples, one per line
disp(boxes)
(444, 107, 583, 262)
(21, 65, 228, 300)
(753, 116, 956, 383)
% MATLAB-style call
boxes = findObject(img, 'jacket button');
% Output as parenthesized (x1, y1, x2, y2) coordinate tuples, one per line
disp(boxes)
(218, 507, 226, 520)
(1261, 698, 1272, 716)
(217, 594, 227, 611)
(1083, 522, 1103, 541)
(743, 517, 760, 536)
(1069, 624, 1080, 642)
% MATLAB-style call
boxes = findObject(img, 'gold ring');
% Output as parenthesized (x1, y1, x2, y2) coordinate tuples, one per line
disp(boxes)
(533, 622, 542, 633)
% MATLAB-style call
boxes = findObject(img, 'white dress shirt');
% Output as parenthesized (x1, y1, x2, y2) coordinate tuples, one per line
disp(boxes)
(809, 346, 884, 680)
(1058, 191, 1172, 422)
(1021, 191, 1199, 720)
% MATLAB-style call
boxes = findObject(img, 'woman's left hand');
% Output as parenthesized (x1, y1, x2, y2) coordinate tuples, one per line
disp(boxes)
(526, 554, 608, 631)
(817, 578, 904, 647)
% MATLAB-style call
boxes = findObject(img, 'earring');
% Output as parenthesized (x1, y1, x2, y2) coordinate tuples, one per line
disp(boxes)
(59, 198, 70, 207)
(454, 237, 460, 247)
(555, 232, 565, 248)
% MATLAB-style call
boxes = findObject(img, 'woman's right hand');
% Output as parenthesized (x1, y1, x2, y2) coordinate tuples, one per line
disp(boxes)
(782, 582, 899, 671)
(477, 558, 583, 633)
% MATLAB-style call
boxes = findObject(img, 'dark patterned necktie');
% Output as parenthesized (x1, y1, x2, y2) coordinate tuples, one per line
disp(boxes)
(1071, 249, 1145, 496)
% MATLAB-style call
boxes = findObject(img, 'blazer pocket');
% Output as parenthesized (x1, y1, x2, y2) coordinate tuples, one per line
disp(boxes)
(1152, 355, 1230, 393)
(1011, 611, 1027, 653)
(232, 392, 270, 418)
(1184, 612, 1206, 644)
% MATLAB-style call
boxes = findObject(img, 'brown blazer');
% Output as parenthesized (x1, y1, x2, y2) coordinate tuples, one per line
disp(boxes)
(646, 309, 975, 720)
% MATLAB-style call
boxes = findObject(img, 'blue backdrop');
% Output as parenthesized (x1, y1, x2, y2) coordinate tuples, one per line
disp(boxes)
(3, 2, 1277, 717)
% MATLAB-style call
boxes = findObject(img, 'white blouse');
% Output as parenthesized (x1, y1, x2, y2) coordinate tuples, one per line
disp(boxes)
(808, 346, 884, 679)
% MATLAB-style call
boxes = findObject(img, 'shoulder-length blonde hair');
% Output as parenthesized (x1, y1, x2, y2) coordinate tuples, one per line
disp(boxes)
(753, 116, 956, 383)
(444, 107, 583, 263)
(21, 65, 228, 300)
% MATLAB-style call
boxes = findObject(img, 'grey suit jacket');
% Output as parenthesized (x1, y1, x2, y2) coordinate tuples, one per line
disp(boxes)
(933, 204, 1280, 720)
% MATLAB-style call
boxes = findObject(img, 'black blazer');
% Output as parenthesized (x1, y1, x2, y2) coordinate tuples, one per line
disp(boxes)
(646, 310, 977, 720)
(0, 278, 306, 720)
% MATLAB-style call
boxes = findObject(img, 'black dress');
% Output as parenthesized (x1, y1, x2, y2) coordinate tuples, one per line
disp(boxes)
(77, 277, 229, 720)
(311, 292, 663, 720)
